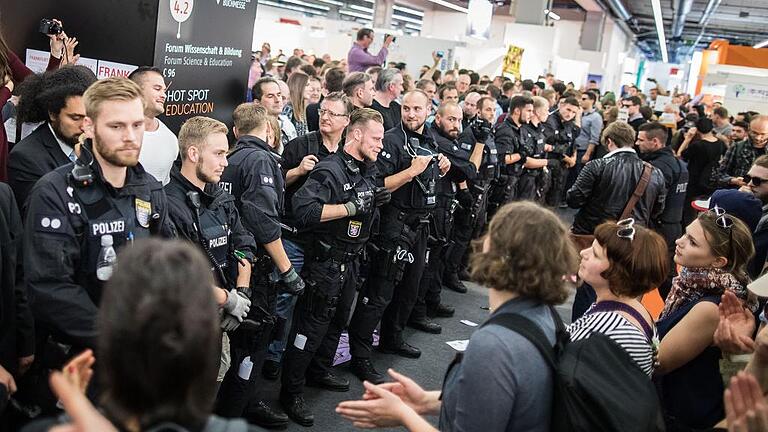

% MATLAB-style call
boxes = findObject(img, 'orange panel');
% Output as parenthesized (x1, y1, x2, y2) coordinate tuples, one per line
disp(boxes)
(722, 45, 768, 69)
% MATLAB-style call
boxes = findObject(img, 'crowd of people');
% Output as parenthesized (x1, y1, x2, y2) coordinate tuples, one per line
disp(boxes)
(4, 19, 768, 432)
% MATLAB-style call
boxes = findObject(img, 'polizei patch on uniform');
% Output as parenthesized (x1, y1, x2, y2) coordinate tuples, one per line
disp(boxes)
(209, 235, 228, 248)
(91, 219, 125, 236)
(348, 220, 362, 238)
(135, 198, 152, 228)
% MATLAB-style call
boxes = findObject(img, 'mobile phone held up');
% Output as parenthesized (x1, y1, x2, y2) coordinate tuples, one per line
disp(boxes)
(384, 33, 397, 43)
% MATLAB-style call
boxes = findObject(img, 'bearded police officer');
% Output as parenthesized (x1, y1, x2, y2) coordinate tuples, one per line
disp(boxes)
(24, 78, 172, 356)
(464, 96, 500, 239)
(163, 117, 256, 334)
(347, 90, 450, 384)
(409, 101, 477, 329)
(279, 109, 389, 426)
(216, 103, 303, 428)
(440, 100, 492, 295)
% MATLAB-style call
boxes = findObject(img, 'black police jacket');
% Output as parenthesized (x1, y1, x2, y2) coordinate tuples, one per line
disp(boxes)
(428, 124, 477, 207)
(522, 121, 551, 170)
(282, 131, 341, 232)
(567, 149, 667, 235)
(457, 127, 499, 182)
(23, 142, 172, 348)
(377, 124, 441, 212)
(494, 117, 528, 176)
(546, 111, 581, 159)
(292, 150, 378, 252)
(8, 123, 72, 215)
(219, 135, 284, 246)
(641, 146, 689, 227)
(165, 168, 257, 289)
(0, 183, 34, 375)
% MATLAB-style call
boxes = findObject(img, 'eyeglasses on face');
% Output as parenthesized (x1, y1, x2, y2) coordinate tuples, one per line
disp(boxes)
(319, 108, 348, 118)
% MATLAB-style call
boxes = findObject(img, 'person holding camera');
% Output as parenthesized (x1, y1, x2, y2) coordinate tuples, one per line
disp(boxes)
(348, 28, 393, 73)
(408, 101, 477, 326)
(0, 18, 73, 181)
(347, 90, 450, 385)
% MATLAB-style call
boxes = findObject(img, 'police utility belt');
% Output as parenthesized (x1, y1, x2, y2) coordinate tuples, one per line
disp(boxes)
(311, 239, 361, 264)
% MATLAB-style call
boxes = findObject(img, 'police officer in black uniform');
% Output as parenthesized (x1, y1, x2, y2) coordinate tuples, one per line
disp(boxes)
(216, 103, 304, 427)
(441, 98, 494, 295)
(520, 96, 555, 203)
(23, 78, 172, 412)
(347, 90, 451, 384)
(164, 117, 257, 332)
(410, 102, 477, 328)
(279, 109, 390, 426)
(262, 92, 351, 379)
(464, 96, 500, 239)
(638, 122, 688, 298)
(488, 95, 531, 217)
(545, 96, 581, 207)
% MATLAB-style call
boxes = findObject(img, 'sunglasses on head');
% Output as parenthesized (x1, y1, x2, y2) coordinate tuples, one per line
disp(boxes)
(616, 218, 635, 241)
(708, 205, 734, 230)
(744, 174, 768, 187)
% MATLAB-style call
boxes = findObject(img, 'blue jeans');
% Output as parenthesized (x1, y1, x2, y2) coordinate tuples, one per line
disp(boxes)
(265, 238, 304, 363)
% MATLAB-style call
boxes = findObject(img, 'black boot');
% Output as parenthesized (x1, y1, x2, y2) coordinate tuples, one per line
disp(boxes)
(306, 371, 350, 392)
(349, 358, 386, 384)
(407, 317, 442, 334)
(245, 400, 289, 430)
(279, 393, 314, 427)
(427, 303, 455, 318)
(378, 341, 422, 359)
(444, 272, 468, 293)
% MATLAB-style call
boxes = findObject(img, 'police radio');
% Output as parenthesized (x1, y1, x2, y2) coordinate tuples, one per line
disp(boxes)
(69, 142, 95, 187)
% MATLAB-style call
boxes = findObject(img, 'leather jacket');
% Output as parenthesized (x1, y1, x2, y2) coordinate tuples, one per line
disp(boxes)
(567, 149, 667, 235)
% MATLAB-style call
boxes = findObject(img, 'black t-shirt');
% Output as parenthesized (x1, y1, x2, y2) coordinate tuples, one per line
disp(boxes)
(681, 138, 726, 197)
(371, 99, 402, 131)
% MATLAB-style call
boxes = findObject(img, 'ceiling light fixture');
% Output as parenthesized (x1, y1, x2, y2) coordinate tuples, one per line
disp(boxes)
(425, 0, 468, 14)
(754, 39, 768, 49)
(651, 0, 669, 63)
(393, 5, 425, 16)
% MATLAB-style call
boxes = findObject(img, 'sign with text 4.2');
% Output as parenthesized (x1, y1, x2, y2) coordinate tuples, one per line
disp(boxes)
(171, 0, 194, 38)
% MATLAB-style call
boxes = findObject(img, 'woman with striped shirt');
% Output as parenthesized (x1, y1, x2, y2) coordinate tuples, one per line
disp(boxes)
(569, 219, 669, 376)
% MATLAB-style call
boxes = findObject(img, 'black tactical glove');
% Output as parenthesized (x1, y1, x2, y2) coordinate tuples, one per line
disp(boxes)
(344, 194, 373, 216)
(373, 186, 392, 207)
(277, 266, 305, 295)
(456, 188, 473, 209)
(471, 118, 492, 143)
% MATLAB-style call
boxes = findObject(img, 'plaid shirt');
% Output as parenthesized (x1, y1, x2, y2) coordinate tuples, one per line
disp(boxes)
(714, 139, 767, 187)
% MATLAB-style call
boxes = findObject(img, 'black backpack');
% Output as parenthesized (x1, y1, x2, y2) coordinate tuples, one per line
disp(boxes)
(486, 307, 665, 432)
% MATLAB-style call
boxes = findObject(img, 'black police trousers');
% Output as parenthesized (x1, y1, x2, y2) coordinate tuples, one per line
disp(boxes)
(281, 257, 359, 395)
(215, 280, 276, 417)
(443, 203, 471, 280)
(545, 161, 569, 207)
(412, 207, 455, 321)
(487, 174, 518, 221)
(518, 171, 545, 202)
(348, 215, 428, 357)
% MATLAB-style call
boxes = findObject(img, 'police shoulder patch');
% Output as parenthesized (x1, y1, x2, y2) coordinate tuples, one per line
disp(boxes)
(36, 214, 67, 234)
(260, 175, 276, 187)
(461, 143, 472, 151)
